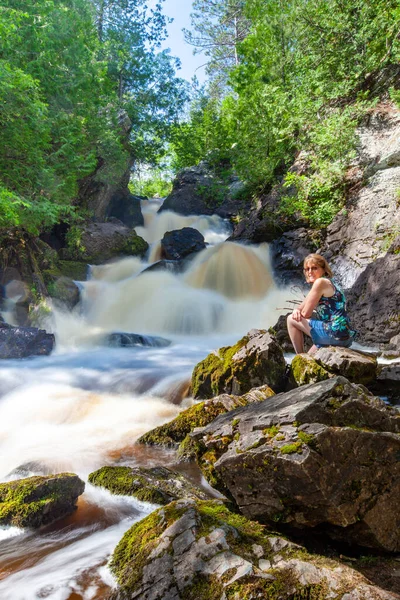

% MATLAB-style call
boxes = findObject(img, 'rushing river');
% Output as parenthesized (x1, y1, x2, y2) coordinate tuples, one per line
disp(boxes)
(0, 206, 295, 599)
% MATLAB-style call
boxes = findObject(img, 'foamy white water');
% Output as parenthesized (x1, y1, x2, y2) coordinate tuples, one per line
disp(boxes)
(0, 206, 297, 599)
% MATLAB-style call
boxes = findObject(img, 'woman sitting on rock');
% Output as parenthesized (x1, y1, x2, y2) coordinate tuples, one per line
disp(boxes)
(287, 253, 355, 354)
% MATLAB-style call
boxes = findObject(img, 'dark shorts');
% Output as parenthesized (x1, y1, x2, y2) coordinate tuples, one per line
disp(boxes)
(309, 319, 353, 349)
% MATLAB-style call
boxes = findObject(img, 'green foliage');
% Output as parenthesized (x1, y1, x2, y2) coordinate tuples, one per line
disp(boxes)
(129, 169, 172, 198)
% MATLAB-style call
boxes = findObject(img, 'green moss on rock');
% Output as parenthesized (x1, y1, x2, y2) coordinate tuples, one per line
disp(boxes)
(138, 398, 237, 447)
(291, 354, 330, 387)
(0, 473, 85, 528)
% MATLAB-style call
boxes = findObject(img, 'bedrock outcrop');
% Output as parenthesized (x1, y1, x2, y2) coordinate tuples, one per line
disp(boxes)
(191, 329, 286, 399)
(108, 499, 396, 600)
(0, 473, 85, 528)
(191, 377, 400, 552)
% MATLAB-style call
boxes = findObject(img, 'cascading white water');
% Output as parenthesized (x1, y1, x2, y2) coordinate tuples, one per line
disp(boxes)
(0, 204, 296, 599)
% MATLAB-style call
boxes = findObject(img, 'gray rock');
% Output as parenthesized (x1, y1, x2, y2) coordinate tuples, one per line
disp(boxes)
(0, 326, 54, 358)
(313, 346, 377, 385)
(106, 193, 144, 229)
(191, 377, 400, 551)
(105, 332, 171, 348)
(108, 498, 396, 600)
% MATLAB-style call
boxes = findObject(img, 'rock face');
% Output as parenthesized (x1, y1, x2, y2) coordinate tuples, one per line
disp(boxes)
(159, 162, 245, 218)
(0, 324, 55, 358)
(269, 228, 317, 284)
(63, 221, 148, 264)
(108, 498, 395, 600)
(191, 377, 400, 552)
(320, 104, 400, 291)
(347, 242, 400, 343)
(88, 466, 208, 505)
(191, 330, 286, 399)
(0, 474, 85, 528)
(160, 228, 206, 261)
(105, 192, 144, 229)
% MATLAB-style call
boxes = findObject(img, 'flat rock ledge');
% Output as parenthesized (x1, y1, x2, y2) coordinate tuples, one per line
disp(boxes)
(107, 499, 395, 600)
(191, 377, 400, 552)
(88, 466, 208, 505)
(191, 329, 286, 399)
(0, 473, 85, 528)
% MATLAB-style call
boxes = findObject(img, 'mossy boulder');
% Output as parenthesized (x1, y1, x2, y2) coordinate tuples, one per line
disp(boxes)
(291, 353, 330, 386)
(137, 386, 275, 453)
(0, 473, 85, 528)
(88, 465, 208, 505)
(62, 221, 148, 263)
(108, 498, 391, 600)
(191, 329, 286, 399)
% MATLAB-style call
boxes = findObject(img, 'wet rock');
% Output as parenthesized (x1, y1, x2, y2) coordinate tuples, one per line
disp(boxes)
(191, 377, 400, 551)
(313, 346, 377, 385)
(49, 276, 81, 309)
(191, 329, 286, 399)
(141, 260, 183, 275)
(0, 326, 55, 358)
(160, 228, 206, 261)
(106, 332, 171, 348)
(291, 353, 331, 386)
(0, 474, 85, 528)
(88, 466, 208, 505)
(138, 387, 275, 457)
(108, 498, 395, 600)
(62, 221, 148, 264)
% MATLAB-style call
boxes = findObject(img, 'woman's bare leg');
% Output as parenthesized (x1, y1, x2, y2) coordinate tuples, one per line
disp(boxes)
(287, 314, 312, 354)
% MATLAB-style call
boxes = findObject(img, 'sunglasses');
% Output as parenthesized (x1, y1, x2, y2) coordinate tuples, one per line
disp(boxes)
(303, 266, 320, 272)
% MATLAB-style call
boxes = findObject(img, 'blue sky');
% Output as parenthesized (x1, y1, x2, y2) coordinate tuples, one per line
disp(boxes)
(150, 0, 208, 83)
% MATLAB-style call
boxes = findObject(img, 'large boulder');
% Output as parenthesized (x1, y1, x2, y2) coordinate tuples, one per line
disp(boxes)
(191, 329, 286, 399)
(108, 498, 395, 600)
(62, 221, 148, 264)
(290, 353, 331, 386)
(159, 162, 245, 218)
(160, 227, 206, 261)
(347, 243, 400, 343)
(0, 323, 54, 358)
(191, 377, 400, 552)
(0, 474, 85, 528)
(88, 466, 208, 505)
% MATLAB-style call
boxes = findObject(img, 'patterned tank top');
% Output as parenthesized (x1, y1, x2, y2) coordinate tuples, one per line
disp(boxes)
(314, 279, 356, 340)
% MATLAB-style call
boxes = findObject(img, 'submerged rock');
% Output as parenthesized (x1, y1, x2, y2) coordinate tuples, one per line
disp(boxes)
(88, 466, 208, 505)
(105, 332, 171, 348)
(191, 377, 400, 552)
(0, 325, 55, 359)
(0, 474, 85, 528)
(108, 498, 395, 600)
(160, 227, 206, 261)
(191, 329, 286, 399)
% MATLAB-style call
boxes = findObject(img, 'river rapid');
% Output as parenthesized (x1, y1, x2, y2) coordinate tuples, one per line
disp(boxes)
(0, 203, 295, 599)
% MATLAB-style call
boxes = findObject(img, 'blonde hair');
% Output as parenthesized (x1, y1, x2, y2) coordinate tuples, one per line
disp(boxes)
(303, 253, 333, 281)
